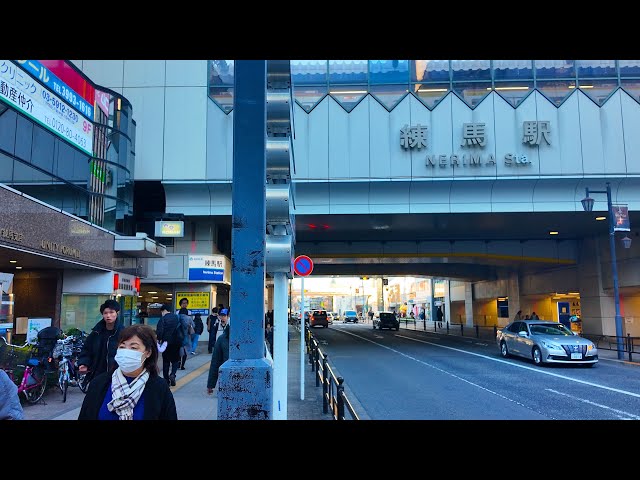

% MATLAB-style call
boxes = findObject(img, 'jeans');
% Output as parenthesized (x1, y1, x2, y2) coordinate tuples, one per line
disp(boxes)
(190, 333, 200, 353)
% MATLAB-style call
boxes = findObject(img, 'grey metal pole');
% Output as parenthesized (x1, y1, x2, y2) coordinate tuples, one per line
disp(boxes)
(606, 183, 625, 360)
(272, 271, 288, 419)
(218, 60, 273, 419)
(300, 276, 305, 400)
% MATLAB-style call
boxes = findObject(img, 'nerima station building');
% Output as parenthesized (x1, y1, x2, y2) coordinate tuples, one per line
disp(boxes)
(2, 60, 639, 342)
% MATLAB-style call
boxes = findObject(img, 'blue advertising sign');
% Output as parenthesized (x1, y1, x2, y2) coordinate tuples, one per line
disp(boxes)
(15, 60, 94, 120)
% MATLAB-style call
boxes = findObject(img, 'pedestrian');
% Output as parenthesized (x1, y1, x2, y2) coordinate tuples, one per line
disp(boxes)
(214, 308, 229, 344)
(78, 324, 177, 420)
(265, 322, 274, 356)
(368, 310, 374, 322)
(178, 307, 194, 369)
(155, 303, 183, 386)
(206, 312, 230, 395)
(514, 310, 523, 321)
(191, 313, 204, 355)
(77, 299, 124, 386)
(530, 311, 540, 320)
(0, 368, 24, 420)
(436, 305, 444, 324)
(206, 307, 219, 354)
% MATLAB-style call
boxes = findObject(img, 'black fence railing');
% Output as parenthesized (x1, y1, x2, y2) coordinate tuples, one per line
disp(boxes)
(305, 326, 359, 420)
(400, 320, 640, 362)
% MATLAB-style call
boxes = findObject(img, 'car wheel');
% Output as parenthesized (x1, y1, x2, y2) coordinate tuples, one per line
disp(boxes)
(532, 346, 543, 365)
(500, 341, 509, 358)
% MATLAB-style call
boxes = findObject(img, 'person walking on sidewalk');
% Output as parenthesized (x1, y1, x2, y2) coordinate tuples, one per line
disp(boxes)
(191, 313, 204, 355)
(77, 299, 124, 385)
(155, 304, 183, 386)
(206, 307, 219, 354)
(178, 307, 194, 370)
(78, 324, 177, 420)
(206, 308, 230, 395)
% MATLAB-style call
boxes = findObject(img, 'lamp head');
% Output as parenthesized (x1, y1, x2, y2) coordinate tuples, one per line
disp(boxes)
(622, 236, 632, 249)
(581, 196, 595, 212)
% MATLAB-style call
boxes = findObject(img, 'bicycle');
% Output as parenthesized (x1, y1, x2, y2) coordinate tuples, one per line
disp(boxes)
(0, 336, 49, 404)
(52, 335, 86, 402)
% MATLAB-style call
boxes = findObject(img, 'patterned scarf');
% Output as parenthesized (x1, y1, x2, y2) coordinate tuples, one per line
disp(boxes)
(107, 368, 149, 420)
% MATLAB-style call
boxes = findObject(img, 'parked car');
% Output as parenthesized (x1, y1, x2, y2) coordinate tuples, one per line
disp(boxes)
(496, 320, 598, 366)
(343, 310, 359, 323)
(373, 311, 400, 331)
(309, 309, 329, 328)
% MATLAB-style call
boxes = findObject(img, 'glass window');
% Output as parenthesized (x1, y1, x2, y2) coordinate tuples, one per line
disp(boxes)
(369, 60, 408, 84)
(493, 81, 534, 108)
(61, 294, 111, 334)
(619, 60, 640, 77)
(493, 60, 533, 80)
(291, 60, 327, 85)
(452, 82, 492, 108)
(60, 185, 90, 219)
(31, 123, 55, 173)
(14, 113, 33, 163)
(55, 140, 87, 184)
(209, 60, 235, 86)
(0, 151, 14, 183)
(412, 60, 450, 82)
(621, 79, 640, 104)
(451, 60, 491, 81)
(293, 85, 327, 113)
(328, 85, 368, 112)
(578, 79, 618, 106)
(208, 87, 234, 114)
(12, 159, 54, 186)
(329, 60, 367, 84)
(370, 84, 408, 111)
(413, 83, 449, 109)
(537, 80, 576, 106)
(535, 60, 575, 79)
(576, 60, 616, 78)
(0, 107, 17, 154)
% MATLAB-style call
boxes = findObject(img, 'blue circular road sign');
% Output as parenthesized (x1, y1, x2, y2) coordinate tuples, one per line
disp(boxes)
(293, 255, 313, 276)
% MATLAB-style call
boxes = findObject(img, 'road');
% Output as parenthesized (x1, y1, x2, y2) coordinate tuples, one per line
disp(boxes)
(310, 322, 640, 420)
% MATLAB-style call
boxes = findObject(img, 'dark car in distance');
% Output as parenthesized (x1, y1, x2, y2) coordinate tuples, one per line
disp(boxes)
(373, 311, 399, 331)
(309, 309, 329, 328)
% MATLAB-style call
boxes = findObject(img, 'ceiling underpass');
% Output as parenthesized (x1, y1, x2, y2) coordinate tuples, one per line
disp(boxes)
(291, 211, 639, 281)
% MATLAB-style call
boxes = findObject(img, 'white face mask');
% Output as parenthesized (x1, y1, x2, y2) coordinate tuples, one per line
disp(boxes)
(115, 348, 146, 373)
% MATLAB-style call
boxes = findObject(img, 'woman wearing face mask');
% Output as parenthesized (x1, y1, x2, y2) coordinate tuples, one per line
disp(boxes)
(78, 324, 177, 420)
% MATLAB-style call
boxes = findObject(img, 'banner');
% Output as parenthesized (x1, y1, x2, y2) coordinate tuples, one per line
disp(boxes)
(612, 205, 631, 232)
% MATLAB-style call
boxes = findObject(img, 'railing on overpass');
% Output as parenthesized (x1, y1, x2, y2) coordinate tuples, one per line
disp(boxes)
(398, 319, 640, 362)
(304, 325, 360, 420)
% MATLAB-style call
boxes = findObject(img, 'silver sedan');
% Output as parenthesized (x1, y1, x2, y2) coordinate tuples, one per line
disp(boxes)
(496, 320, 598, 367)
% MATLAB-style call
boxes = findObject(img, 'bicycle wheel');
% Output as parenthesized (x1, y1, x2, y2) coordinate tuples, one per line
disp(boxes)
(24, 367, 47, 404)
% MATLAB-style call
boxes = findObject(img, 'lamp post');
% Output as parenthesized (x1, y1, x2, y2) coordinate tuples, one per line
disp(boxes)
(581, 182, 631, 360)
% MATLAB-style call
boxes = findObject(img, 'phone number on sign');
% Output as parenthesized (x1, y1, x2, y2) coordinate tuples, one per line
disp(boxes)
(41, 89, 79, 123)
(44, 115, 88, 150)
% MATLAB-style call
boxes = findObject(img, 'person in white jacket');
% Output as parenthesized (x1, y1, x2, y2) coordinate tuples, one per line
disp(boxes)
(0, 368, 24, 420)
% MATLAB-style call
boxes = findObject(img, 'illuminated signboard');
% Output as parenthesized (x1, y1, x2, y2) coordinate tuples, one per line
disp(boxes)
(0, 60, 93, 155)
(16, 60, 94, 120)
(188, 255, 225, 282)
(154, 221, 184, 237)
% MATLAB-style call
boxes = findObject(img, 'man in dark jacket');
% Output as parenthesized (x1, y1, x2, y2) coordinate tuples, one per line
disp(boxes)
(77, 299, 123, 383)
(206, 321, 230, 394)
(156, 303, 182, 386)
(206, 307, 219, 354)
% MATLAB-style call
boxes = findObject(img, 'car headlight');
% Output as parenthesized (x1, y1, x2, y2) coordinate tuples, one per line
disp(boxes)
(587, 344, 597, 351)
(540, 340, 563, 350)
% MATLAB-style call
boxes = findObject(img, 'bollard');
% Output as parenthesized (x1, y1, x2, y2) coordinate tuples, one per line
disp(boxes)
(446, 322, 450, 334)
(315, 348, 320, 387)
(628, 334, 633, 363)
(434, 320, 437, 332)
(460, 323, 464, 336)
(336, 376, 345, 420)
(475, 324, 479, 338)
(309, 341, 314, 368)
(322, 355, 328, 414)
(494, 325, 497, 338)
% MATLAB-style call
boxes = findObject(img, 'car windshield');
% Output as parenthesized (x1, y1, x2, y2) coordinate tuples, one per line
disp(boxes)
(345, 311, 357, 316)
(380, 313, 395, 320)
(529, 323, 574, 336)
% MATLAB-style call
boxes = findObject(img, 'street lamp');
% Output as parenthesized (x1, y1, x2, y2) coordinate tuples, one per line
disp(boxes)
(581, 182, 631, 360)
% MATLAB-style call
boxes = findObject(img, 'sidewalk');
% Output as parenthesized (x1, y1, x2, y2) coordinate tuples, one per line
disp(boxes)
(44, 324, 329, 420)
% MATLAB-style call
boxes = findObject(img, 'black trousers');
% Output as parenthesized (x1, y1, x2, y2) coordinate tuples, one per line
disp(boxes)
(162, 344, 181, 379)
(207, 330, 217, 353)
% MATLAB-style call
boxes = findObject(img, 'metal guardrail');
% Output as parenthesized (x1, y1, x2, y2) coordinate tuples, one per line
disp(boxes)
(304, 326, 359, 420)
(399, 319, 640, 362)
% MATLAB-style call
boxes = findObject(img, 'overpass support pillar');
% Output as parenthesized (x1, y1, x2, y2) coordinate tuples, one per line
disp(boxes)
(464, 283, 474, 327)
(507, 273, 521, 324)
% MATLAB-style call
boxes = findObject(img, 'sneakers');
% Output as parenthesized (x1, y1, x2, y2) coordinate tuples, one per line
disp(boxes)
(180, 366, 186, 370)
(190, 351, 196, 355)
(169, 374, 176, 386)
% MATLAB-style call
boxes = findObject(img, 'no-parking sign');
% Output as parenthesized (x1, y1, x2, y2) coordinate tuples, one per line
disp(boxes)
(293, 255, 313, 276)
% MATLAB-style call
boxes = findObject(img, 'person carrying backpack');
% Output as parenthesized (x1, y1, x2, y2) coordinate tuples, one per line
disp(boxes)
(155, 304, 183, 386)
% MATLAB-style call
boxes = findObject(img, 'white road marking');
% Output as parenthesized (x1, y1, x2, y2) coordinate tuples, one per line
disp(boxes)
(545, 388, 640, 420)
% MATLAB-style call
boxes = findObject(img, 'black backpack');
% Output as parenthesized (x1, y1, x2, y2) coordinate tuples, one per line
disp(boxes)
(170, 318, 186, 346)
